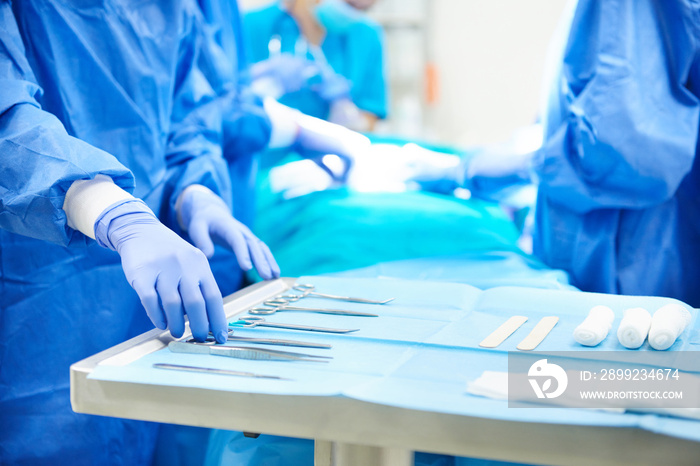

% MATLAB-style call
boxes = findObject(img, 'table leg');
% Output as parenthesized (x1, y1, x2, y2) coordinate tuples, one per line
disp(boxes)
(315, 440, 412, 466)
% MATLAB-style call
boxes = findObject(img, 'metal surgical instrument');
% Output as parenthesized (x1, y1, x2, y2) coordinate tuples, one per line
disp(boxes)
(251, 300, 378, 317)
(153, 363, 291, 380)
(168, 341, 332, 362)
(192, 332, 332, 349)
(229, 316, 359, 334)
(291, 284, 395, 304)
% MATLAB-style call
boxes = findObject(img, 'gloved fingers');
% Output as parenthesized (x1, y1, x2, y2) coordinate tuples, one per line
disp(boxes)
(199, 277, 227, 344)
(246, 236, 273, 280)
(132, 278, 167, 330)
(311, 154, 353, 183)
(259, 240, 281, 279)
(312, 157, 343, 182)
(219, 226, 254, 272)
(156, 277, 186, 339)
(334, 153, 354, 183)
(179, 279, 209, 342)
(188, 218, 216, 258)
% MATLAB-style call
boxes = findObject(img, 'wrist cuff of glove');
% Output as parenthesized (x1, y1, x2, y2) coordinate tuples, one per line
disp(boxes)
(63, 175, 134, 239)
(94, 199, 157, 251)
(264, 97, 301, 149)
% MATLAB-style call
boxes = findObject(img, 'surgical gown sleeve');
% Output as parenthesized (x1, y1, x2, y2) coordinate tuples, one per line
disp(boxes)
(197, 0, 273, 158)
(536, 0, 700, 214)
(221, 87, 272, 156)
(0, 4, 134, 246)
(161, 6, 232, 231)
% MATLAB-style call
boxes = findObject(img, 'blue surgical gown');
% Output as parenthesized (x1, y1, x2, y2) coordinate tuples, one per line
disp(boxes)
(533, 0, 700, 307)
(0, 1, 231, 464)
(243, 1, 388, 120)
(194, 0, 274, 296)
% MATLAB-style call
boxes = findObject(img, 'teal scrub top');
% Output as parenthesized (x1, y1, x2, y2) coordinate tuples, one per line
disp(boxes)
(243, 2, 388, 120)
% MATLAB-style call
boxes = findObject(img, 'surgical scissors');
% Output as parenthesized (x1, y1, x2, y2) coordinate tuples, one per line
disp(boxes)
(229, 316, 359, 334)
(290, 284, 395, 305)
(250, 300, 378, 317)
(169, 341, 332, 362)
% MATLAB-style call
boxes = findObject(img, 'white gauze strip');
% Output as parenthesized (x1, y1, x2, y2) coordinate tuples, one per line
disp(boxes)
(63, 175, 134, 239)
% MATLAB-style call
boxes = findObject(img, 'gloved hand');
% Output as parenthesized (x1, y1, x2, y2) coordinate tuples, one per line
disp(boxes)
(465, 149, 535, 200)
(94, 199, 228, 343)
(293, 111, 370, 183)
(310, 66, 352, 103)
(264, 97, 370, 183)
(400, 143, 464, 194)
(177, 185, 280, 280)
(328, 97, 370, 132)
(249, 53, 321, 99)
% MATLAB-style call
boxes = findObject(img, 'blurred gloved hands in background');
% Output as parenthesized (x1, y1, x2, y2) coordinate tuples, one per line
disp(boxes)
(464, 149, 535, 201)
(310, 64, 352, 103)
(250, 53, 321, 99)
(94, 199, 229, 343)
(265, 98, 370, 183)
(249, 49, 354, 109)
(399, 143, 465, 194)
(177, 185, 280, 280)
(328, 97, 371, 132)
(293, 111, 370, 183)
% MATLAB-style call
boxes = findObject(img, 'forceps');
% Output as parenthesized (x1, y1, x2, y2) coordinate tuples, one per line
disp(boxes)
(153, 363, 291, 380)
(229, 316, 359, 334)
(169, 341, 332, 362)
(250, 299, 378, 317)
(191, 332, 332, 349)
(289, 284, 395, 305)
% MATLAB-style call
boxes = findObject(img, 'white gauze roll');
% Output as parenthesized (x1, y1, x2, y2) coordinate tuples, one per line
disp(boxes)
(573, 305, 615, 346)
(616, 307, 652, 349)
(648, 303, 692, 351)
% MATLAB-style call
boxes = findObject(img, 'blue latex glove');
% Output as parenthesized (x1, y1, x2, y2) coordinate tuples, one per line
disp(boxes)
(311, 66, 352, 103)
(178, 186, 280, 280)
(94, 199, 228, 343)
(249, 53, 321, 99)
(465, 149, 534, 201)
(293, 112, 370, 183)
(328, 97, 369, 132)
(307, 45, 352, 103)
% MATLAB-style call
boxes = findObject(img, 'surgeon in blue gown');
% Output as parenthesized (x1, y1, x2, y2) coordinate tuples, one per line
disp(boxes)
(151, 1, 371, 464)
(243, 0, 388, 131)
(194, 0, 371, 296)
(532, 0, 700, 307)
(0, 1, 279, 464)
(412, 0, 700, 309)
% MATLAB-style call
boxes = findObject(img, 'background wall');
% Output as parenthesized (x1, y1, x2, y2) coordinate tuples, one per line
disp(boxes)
(239, 0, 569, 149)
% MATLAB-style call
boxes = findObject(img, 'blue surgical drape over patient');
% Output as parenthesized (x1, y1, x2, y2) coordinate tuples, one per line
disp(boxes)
(0, 1, 230, 464)
(533, 0, 700, 306)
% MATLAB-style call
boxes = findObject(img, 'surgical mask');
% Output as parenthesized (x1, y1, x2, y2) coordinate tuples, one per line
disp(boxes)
(313, 0, 363, 33)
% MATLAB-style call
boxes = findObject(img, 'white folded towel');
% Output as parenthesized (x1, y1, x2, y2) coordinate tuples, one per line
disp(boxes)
(573, 305, 615, 346)
(617, 307, 652, 349)
(648, 303, 692, 351)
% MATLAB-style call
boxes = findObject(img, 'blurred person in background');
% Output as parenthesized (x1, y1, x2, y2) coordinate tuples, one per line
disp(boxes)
(243, 0, 388, 132)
